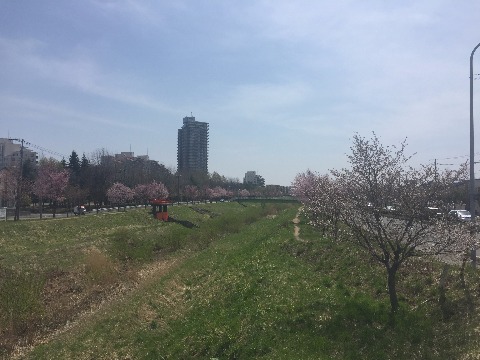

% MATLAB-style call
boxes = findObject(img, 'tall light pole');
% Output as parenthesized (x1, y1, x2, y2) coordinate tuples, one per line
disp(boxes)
(177, 173, 181, 203)
(469, 43, 480, 220)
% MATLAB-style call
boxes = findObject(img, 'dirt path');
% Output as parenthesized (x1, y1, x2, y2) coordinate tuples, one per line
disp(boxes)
(293, 207, 304, 242)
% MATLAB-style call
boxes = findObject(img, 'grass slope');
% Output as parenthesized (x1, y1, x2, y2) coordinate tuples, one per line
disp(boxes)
(2, 203, 480, 359)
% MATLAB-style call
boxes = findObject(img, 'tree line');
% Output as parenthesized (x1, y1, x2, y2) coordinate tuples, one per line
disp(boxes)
(0, 149, 283, 215)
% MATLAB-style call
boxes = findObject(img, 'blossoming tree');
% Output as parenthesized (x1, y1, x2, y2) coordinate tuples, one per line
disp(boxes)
(204, 187, 228, 202)
(134, 181, 169, 206)
(291, 170, 342, 239)
(0, 167, 18, 207)
(295, 133, 473, 314)
(33, 158, 70, 218)
(238, 189, 250, 198)
(184, 185, 199, 204)
(107, 182, 134, 211)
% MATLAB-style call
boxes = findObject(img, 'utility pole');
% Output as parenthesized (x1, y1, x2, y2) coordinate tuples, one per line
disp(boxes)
(8, 138, 24, 221)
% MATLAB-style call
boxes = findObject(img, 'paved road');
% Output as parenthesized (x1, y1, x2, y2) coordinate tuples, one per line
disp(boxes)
(3, 206, 151, 221)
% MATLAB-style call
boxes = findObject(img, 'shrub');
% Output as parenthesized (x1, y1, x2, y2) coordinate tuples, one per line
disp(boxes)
(84, 248, 118, 286)
(110, 228, 153, 262)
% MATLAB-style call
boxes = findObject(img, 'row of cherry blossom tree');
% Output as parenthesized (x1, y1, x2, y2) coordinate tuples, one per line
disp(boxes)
(1, 148, 283, 215)
(106, 181, 169, 210)
(292, 133, 475, 314)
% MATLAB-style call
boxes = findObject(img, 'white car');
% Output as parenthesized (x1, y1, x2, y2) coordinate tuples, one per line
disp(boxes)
(449, 209, 471, 221)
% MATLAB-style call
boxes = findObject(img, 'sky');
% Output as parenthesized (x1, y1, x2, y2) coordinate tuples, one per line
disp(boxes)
(1, 1, 480, 186)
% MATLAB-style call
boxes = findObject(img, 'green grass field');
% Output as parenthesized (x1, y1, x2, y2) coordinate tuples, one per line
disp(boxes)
(1, 202, 480, 359)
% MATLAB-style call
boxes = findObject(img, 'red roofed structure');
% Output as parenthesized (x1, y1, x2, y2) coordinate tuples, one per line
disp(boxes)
(150, 199, 172, 221)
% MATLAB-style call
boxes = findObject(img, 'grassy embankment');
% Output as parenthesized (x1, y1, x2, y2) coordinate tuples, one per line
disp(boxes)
(1, 201, 480, 359)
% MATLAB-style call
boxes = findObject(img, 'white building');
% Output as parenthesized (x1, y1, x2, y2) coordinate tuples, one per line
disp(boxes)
(0, 138, 37, 169)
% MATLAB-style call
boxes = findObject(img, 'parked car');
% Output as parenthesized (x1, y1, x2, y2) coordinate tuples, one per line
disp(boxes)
(448, 209, 471, 221)
(73, 205, 86, 215)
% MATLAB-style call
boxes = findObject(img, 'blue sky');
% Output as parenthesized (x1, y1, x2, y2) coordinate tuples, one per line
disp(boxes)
(1, 1, 480, 186)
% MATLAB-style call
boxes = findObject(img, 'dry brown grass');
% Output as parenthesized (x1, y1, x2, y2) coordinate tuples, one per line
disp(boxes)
(83, 247, 119, 287)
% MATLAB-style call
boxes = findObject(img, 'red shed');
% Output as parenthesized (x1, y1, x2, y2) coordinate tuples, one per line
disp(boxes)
(150, 199, 172, 221)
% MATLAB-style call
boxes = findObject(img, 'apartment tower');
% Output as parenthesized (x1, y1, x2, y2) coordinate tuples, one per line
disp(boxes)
(177, 116, 209, 174)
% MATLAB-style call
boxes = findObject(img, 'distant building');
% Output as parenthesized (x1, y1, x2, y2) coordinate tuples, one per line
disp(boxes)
(101, 151, 160, 187)
(101, 151, 149, 164)
(115, 152, 135, 160)
(244, 171, 265, 187)
(177, 115, 209, 174)
(0, 138, 37, 170)
(244, 171, 258, 185)
(0, 138, 38, 207)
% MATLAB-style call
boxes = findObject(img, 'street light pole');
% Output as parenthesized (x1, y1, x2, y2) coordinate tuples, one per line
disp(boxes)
(469, 43, 480, 221)
(177, 173, 181, 204)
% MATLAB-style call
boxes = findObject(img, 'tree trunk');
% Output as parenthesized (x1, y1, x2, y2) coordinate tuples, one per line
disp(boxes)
(387, 266, 399, 314)
(39, 197, 43, 219)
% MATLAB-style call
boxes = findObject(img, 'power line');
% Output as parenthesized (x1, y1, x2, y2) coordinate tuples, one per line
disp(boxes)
(430, 152, 480, 163)
(23, 141, 67, 159)
(8, 138, 68, 160)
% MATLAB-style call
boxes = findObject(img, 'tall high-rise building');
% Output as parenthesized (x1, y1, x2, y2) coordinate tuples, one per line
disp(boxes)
(177, 116, 209, 174)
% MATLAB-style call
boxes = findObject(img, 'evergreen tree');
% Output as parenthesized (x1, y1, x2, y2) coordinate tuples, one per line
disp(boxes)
(68, 150, 81, 185)
(81, 153, 89, 169)
(79, 153, 90, 189)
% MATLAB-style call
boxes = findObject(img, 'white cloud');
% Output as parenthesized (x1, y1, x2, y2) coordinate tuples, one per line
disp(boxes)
(0, 95, 148, 131)
(226, 82, 311, 117)
(0, 36, 176, 115)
